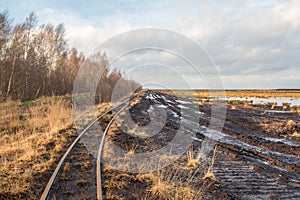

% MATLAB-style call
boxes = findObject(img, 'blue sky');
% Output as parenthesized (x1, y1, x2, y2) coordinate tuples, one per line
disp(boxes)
(1, 0, 299, 89)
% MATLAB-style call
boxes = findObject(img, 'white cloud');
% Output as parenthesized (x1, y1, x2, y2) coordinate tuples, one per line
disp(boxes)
(38, 8, 134, 53)
(36, 0, 300, 88)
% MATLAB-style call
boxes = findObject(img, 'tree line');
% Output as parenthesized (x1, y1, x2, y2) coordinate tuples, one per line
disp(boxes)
(0, 10, 140, 102)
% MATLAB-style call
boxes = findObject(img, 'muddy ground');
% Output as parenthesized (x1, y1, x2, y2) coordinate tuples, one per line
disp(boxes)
(46, 90, 300, 199)
(95, 90, 300, 199)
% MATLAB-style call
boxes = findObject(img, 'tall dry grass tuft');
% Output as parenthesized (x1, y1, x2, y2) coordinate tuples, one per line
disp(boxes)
(201, 146, 218, 181)
(0, 97, 74, 198)
(137, 169, 197, 200)
(186, 146, 199, 168)
(138, 166, 212, 200)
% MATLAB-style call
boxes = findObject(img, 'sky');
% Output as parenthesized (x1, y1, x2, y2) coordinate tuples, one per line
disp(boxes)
(2, 0, 300, 89)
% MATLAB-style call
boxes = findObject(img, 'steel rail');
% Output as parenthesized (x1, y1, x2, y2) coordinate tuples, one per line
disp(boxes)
(40, 101, 128, 200)
(96, 103, 128, 200)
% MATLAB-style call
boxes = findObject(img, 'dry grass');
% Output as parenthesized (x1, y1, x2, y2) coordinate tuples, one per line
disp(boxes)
(126, 124, 151, 138)
(260, 119, 299, 136)
(223, 90, 300, 98)
(101, 107, 219, 199)
(157, 89, 300, 98)
(130, 98, 141, 107)
(140, 146, 218, 200)
(126, 145, 137, 155)
(139, 166, 214, 200)
(201, 146, 217, 182)
(290, 106, 300, 113)
(96, 102, 112, 116)
(129, 90, 145, 107)
(0, 97, 74, 198)
(150, 171, 196, 200)
(291, 131, 300, 137)
(102, 141, 214, 199)
(230, 105, 236, 110)
(186, 146, 199, 168)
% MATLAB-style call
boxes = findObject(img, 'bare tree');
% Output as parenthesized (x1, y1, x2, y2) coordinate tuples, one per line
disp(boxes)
(0, 9, 141, 101)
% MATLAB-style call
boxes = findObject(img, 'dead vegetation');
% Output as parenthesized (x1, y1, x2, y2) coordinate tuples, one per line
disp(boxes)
(129, 90, 146, 107)
(0, 97, 75, 199)
(186, 146, 200, 168)
(103, 163, 216, 200)
(260, 119, 300, 136)
(144, 171, 197, 200)
(143, 146, 218, 200)
(102, 138, 218, 200)
(158, 89, 300, 98)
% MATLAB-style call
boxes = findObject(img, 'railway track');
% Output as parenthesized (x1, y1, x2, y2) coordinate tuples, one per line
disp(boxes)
(41, 90, 300, 199)
(96, 105, 126, 200)
(40, 99, 131, 200)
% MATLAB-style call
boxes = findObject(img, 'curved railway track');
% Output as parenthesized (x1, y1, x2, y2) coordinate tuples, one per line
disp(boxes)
(96, 105, 127, 200)
(40, 100, 130, 200)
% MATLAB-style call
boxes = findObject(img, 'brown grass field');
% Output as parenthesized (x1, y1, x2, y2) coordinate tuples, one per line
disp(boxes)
(156, 89, 300, 98)
(0, 97, 75, 199)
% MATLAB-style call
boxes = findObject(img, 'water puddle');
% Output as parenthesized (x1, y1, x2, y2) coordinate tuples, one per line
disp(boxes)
(220, 97, 300, 107)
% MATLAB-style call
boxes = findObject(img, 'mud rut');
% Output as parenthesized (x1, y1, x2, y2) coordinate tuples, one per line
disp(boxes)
(140, 90, 300, 199)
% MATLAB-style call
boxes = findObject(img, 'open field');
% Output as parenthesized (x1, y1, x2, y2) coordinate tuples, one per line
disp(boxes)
(156, 89, 300, 98)
(1, 1, 300, 199)
(158, 89, 300, 114)
(0, 97, 75, 199)
(1, 89, 300, 199)
(0, 96, 115, 199)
